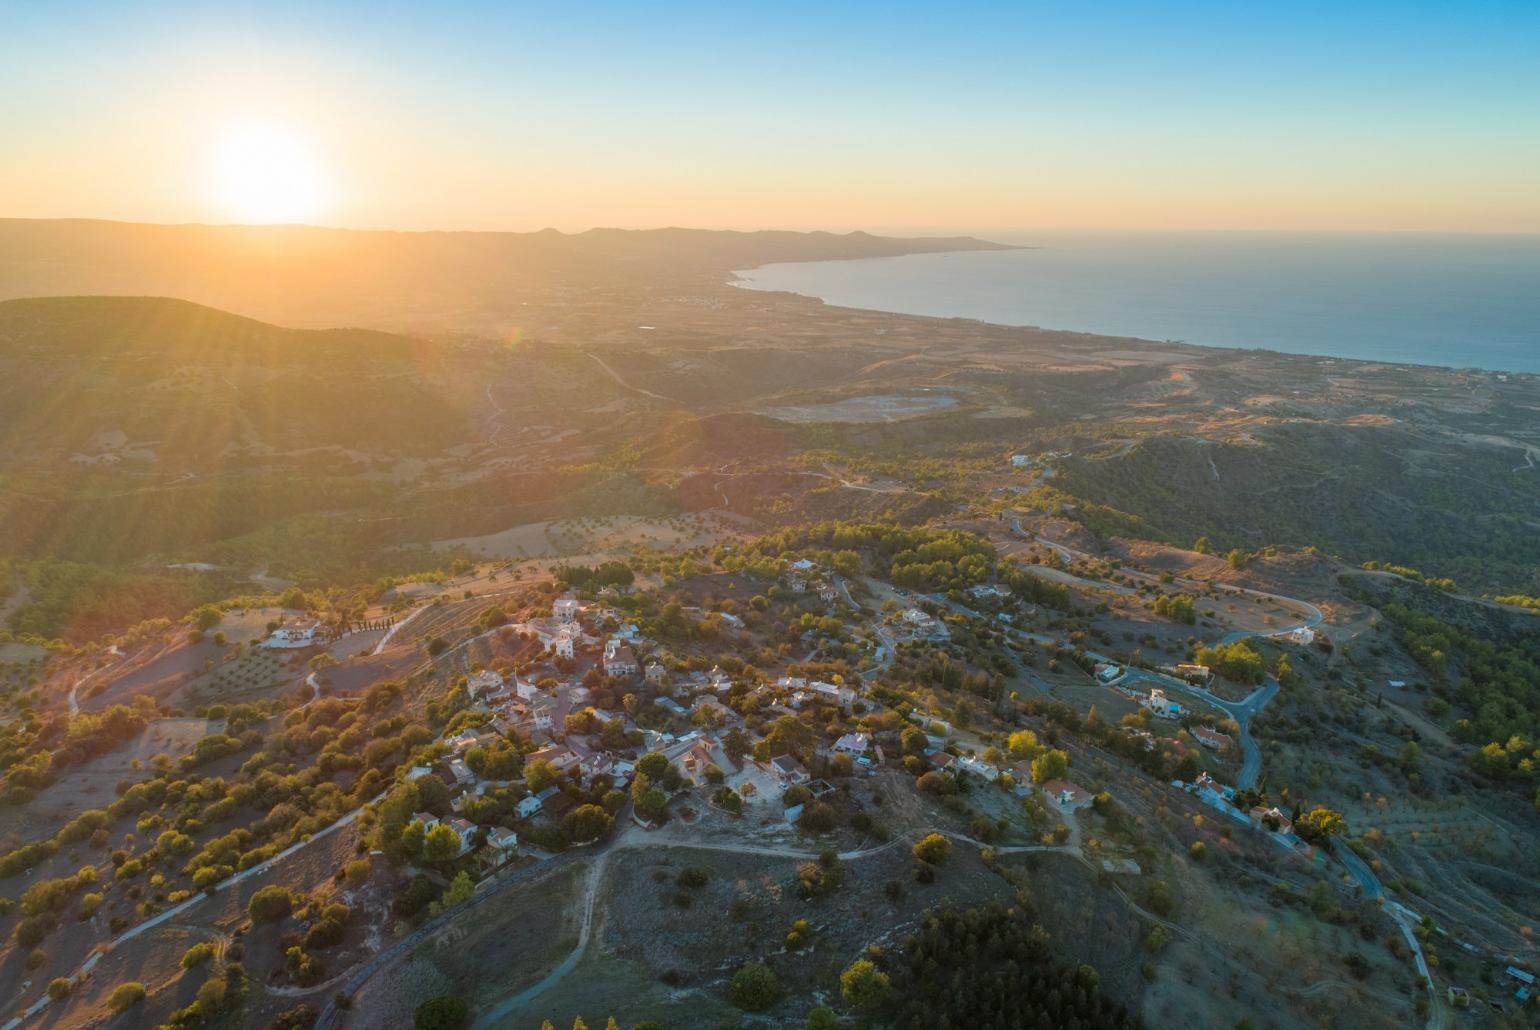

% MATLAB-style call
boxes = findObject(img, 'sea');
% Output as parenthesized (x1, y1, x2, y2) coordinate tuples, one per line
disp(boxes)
(733, 231, 1540, 374)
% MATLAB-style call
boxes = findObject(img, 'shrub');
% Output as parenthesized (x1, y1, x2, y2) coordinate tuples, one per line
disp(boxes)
(15, 914, 52, 947)
(912, 833, 952, 866)
(840, 958, 891, 1009)
(108, 981, 147, 1013)
(415, 994, 470, 1030)
(47, 977, 71, 1000)
(181, 942, 215, 969)
(729, 961, 782, 1010)
(677, 866, 709, 889)
(273, 1003, 319, 1029)
(247, 885, 293, 924)
(805, 1006, 839, 1030)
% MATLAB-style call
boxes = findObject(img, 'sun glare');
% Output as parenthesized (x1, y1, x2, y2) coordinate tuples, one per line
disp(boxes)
(210, 122, 328, 224)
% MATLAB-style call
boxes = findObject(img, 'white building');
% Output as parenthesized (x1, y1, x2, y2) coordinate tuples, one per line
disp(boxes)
(1142, 688, 1182, 719)
(554, 597, 582, 622)
(263, 619, 319, 649)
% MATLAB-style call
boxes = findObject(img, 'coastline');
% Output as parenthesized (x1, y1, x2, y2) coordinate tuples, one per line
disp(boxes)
(728, 234, 1540, 376)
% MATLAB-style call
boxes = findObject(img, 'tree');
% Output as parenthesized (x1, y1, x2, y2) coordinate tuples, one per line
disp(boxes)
(723, 727, 751, 766)
(108, 982, 146, 1013)
(631, 772, 668, 822)
(729, 961, 782, 1010)
(441, 871, 475, 908)
(756, 716, 815, 762)
(248, 885, 293, 924)
(1006, 729, 1040, 759)
(1193, 537, 1213, 555)
(1295, 807, 1348, 845)
(912, 833, 952, 865)
(636, 751, 670, 779)
(840, 958, 891, 1009)
(525, 759, 558, 793)
(415, 994, 470, 1030)
(423, 824, 463, 866)
(561, 804, 614, 844)
(1030, 748, 1069, 784)
(1193, 640, 1265, 685)
(46, 978, 70, 1001)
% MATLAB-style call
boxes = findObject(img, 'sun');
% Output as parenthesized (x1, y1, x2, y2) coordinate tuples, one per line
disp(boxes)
(210, 122, 328, 224)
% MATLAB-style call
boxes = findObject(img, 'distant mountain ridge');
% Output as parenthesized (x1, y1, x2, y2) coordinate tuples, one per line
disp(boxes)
(0, 219, 1013, 334)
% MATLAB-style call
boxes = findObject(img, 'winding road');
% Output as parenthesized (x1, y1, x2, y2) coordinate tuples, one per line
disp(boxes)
(1006, 506, 1437, 1025)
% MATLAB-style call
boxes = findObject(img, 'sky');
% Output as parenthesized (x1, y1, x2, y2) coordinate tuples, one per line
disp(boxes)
(3, 0, 1538, 234)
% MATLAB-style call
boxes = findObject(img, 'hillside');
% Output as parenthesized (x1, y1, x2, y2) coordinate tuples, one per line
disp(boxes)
(0, 296, 467, 464)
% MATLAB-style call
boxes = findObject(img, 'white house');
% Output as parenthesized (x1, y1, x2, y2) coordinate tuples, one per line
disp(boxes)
(263, 619, 319, 649)
(809, 680, 856, 708)
(515, 675, 539, 701)
(530, 698, 557, 731)
(554, 636, 575, 659)
(1142, 688, 1182, 719)
(1285, 626, 1315, 645)
(1042, 778, 1092, 810)
(833, 733, 869, 755)
(517, 786, 559, 819)
(446, 817, 478, 856)
(769, 754, 810, 784)
(958, 755, 999, 782)
(554, 597, 582, 622)
(603, 641, 638, 677)
(485, 826, 518, 857)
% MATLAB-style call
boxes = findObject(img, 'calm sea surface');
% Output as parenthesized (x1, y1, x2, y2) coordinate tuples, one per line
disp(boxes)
(734, 231, 1540, 374)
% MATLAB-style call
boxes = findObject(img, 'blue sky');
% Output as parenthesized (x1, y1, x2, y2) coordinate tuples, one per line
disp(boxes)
(4, 1, 1537, 231)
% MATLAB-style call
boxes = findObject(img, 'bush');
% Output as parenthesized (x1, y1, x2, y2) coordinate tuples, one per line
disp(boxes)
(729, 961, 782, 1011)
(677, 866, 709, 889)
(108, 981, 146, 1013)
(47, 977, 71, 1000)
(273, 1004, 319, 1030)
(415, 994, 470, 1030)
(805, 1006, 839, 1030)
(840, 958, 891, 1009)
(15, 914, 52, 947)
(181, 942, 215, 969)
(247, 885, 293, 924)
(911, 833, 952, 866)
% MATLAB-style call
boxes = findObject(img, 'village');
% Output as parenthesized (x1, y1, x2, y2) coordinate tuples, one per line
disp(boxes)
(3, 503, 1536, 1030)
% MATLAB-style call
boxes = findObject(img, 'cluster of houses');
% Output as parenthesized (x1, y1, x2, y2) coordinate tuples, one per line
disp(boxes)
(784, 557, 842, 604)
(1176, 771, 1302, 851)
